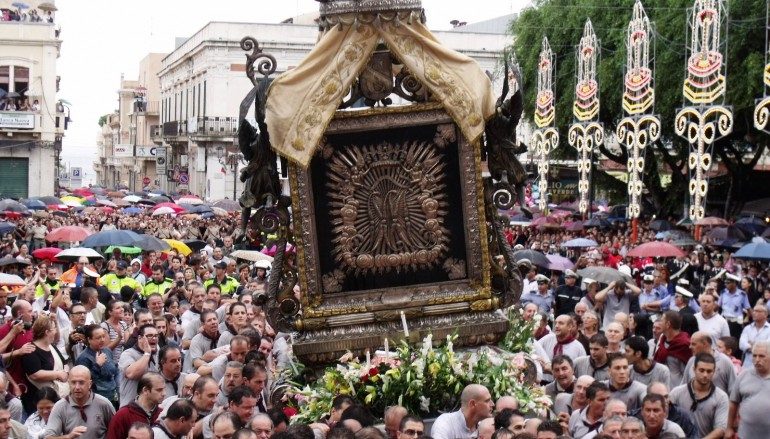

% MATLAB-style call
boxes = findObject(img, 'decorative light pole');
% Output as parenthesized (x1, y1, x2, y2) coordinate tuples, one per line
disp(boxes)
(617, 0, 660, 242)
(532, 37, 559, 212)
(568, 20, 603, 217)
(674, 0, 732, 224)
(754, 1, 770, 133)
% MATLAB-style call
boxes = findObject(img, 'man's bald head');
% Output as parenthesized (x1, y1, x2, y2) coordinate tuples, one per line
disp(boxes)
(460, 384, 489, 407)
(495, 396, 518, 411)
(70, 365, 91, 380)
(78, 256, 89, 265)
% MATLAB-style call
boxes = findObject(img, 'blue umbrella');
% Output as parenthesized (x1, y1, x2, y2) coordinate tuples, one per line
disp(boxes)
(734, 238, 770, 261)
(122, 207, 143, 215)
(562, 238, 598, 248)
(81, 230, 141, 248)
(20, 199, 46, 210)
(186, 205, 212, 214)
(584, 217, 612, 229)
(12, 2, 29, 10)
(0, 222, 15, 235)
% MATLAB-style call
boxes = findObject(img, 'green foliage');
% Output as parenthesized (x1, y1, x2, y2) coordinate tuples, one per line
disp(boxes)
(98, 114, 109, 127)
(511, 0, 768, 215)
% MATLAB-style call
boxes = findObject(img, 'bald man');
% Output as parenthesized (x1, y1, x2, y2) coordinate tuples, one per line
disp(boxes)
(495, 396, 518, 412)
(44, 366, 116, 439)
(431, 384, 494, 439)
(680, 331, 735, 393)
(384, 406, 408, 439)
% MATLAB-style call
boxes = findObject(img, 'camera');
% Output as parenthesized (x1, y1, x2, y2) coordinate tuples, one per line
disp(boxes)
(176, 280, 185, 288)
(14, 319, 32, 331)
(73, 326, 86, 336)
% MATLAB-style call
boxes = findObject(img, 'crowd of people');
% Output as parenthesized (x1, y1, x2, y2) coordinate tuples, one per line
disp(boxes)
(0, 98, 40, 112)
(0, 201, 767, 438)
(0, 8, 53, 24)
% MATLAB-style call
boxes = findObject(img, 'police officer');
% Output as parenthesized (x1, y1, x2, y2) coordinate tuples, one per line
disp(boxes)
(143, 264, 174, 299)
(554, 270, 583, 317)
(203, 261, 240, 296)
(100, 260, 142, 299)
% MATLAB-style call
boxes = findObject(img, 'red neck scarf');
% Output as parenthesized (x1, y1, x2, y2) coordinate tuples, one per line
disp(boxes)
(554, 334, 577, 357)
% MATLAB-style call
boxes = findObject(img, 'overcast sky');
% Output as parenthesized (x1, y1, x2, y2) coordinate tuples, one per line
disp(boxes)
(56, 0, 526, 182)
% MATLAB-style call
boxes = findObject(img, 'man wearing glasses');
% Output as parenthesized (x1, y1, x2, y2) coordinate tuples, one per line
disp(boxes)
(44, 365, 116, 439)
(119, 324, 160, 407)
(397, 415, 424, 439)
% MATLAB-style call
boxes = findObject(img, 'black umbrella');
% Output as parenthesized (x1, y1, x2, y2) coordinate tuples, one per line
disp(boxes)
(584, 217, 612, 229)
(136, 199, 156, 206)
(183, 240, 206, 252)
(707, 226, 747, 242)
(0, 199, 29, 213)
(649, 220, 673, 231)
(135, 234, 171, 252)
(512, 249, 551, 269)
(33, 196, 63, 205)
(150, 196, 173, 204)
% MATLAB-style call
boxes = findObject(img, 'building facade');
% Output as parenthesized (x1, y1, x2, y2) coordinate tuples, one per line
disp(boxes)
(94, 53, 166, 190)
(0, 9, 66, 197)
(156, 20, 509, 200)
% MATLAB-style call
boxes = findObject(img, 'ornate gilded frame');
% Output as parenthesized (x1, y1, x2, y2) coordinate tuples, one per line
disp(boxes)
(289, 104, 492, 329)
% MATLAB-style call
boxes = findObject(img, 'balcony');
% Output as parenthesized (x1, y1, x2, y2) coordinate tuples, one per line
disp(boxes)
(191, 116, 237, 137)
(131, 100, 159, 116)
(163, 121, 179, 136)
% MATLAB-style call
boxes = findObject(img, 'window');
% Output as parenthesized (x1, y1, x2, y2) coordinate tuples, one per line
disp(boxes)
(13, 66, 29, 94)
(0, 66, 8, 94)
(0, 65, 29, 93)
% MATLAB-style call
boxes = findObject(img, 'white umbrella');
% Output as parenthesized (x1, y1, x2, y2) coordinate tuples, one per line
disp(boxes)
(123, 195, 141, 203)
(56, 247, 104, 261)
(177, 197, 204, 205)
(63, 200, 82, 207)
(229, 250, 274, 264)
(0, 273, 25, 286)
(152, 206, 176, 216)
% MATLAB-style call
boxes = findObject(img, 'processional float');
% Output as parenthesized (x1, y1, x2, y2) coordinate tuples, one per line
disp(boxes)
(235, 0, 525, 365)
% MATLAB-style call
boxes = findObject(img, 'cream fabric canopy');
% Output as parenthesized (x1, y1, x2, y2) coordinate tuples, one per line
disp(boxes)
(265, 16, 497, 168)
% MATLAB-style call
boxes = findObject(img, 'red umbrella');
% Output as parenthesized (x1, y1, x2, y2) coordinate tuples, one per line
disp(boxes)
(99, 206, 115, 214)
(45, 226, 92, 242)
(1, 212, 23, 219)
(627, 241, 685, 259)
(531, 216, 558, 226)
(153, 202, 186, 213)
(32, 247, 63, 262)
(72, 188, 94, 197)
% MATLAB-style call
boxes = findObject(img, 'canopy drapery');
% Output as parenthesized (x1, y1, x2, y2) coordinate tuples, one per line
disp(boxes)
(265, 15, 496, 168)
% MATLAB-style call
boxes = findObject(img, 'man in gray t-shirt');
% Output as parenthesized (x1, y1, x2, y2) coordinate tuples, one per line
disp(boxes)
(728, 342, 770, 439)
(603, 355, 646, 413)
(680, 331, 735, 393)
(670, 353, 729, 438)
(118, 325, 160, 407)
(596, 281, 641, 330)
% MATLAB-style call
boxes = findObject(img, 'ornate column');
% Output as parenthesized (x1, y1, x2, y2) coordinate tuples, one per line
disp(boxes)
(754, 1, 770, 133)
(568, 20, 604, 216)
(674, 0, 733, 222)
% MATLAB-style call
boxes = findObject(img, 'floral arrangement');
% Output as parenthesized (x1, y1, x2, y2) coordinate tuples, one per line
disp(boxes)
(500, 305, 542, 353)
(285, 313, 550, 424)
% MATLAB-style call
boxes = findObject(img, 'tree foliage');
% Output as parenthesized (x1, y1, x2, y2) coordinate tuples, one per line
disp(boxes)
(511, 0, 768, 217)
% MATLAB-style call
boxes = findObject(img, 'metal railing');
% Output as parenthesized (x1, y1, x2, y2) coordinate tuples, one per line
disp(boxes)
(193, 116, 237, 136)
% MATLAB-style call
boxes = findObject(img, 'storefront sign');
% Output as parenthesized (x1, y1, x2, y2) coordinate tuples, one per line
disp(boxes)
(0, 112, 35, 129)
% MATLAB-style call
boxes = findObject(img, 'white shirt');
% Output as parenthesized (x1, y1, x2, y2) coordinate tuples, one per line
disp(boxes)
(739, 321, 770, 369)
(695, 312, 730, 344)
(431, 410, 474, 439)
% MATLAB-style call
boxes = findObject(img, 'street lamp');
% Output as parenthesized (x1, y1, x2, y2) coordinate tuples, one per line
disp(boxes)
(216, 146, 245, 200)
